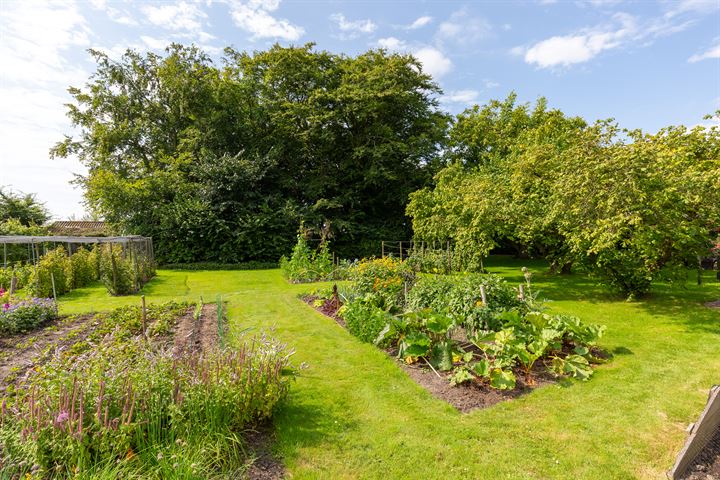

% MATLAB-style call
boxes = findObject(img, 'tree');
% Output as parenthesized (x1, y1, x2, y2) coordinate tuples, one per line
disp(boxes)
(52, 44, 448, 263)
(552, 121, 720, 296)
(0, 187, 49, 226)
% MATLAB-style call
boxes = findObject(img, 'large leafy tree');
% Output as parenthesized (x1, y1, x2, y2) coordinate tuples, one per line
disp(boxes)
(52, 44, 448, 262)
(0, 187, 49, 226)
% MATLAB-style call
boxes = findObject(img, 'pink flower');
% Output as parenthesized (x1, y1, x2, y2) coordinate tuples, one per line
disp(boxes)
(55, 411, 69, 424)
(2, 303, 9, 311)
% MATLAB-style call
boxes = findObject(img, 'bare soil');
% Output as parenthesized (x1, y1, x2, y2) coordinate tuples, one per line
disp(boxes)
(245, 423, 286, 480)
(172, 303, 220, 355)
(0, 314, 97, 392)
(683, 428, 720, 479)
(399, 362, 554, 413)
(304, 295, 345, 327)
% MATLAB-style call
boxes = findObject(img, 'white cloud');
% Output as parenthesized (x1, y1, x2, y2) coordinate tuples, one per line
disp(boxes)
(226, 0, 304, 41)
(666, 0, 720, 17)
(520, 13, 641, 68)
(436, 9, 492, 46)
(330, 13, 377, 36)
(0, 0, 91, 218)
(140, 35, 172, 51)
(406, 16, 433, 29)
(377, 36, 407, 50)
(142, 1, 207, 32)
(442, 89, 480, 104)
(688, 42, 720, 63)
(414, 47, 453, 77)
(376, 38, 453, 78)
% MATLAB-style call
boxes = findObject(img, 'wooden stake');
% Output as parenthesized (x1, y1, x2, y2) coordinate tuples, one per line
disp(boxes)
(480, 285, 487, 305)
(50, 272, 57, 304)
(519, 284, 525, 301)
(141, 295, 147, 338)
(381, 241, 385, 258)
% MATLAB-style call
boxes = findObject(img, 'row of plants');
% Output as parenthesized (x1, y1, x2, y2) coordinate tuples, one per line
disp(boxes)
(280, 236, 352, 283)
(0, 291, 58, 335)
(0, 244, 156, 298)
(320, 258, 606, 390)
(0, 301, 295, 477)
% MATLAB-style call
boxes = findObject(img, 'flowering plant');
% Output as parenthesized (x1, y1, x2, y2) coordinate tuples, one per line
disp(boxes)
(0, 297, 57, 335)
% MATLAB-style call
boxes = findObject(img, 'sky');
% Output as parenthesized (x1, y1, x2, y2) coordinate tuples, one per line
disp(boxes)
(1, 0, 719, 220)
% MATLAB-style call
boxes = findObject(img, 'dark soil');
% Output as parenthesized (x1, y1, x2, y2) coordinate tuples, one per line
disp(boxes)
(245, 423, 285, 480)
(705, 300, 720, 309)
(303, 295, 345, 327)
(399, 361, 554, 413)
(172, 303, 219, 355)
(683, 429, 720, 480)
(0, 314, 97, 392)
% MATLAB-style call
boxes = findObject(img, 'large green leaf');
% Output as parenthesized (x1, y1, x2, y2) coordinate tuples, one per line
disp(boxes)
(489, 368, 516, 390)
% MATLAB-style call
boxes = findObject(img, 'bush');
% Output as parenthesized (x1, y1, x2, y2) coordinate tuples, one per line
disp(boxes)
(340, 295, 395, 344)
(406, 274, 526, 332)
(351, 257, 415, 311)
(99, 244, 136, 295)
(69, 246, 99, 289)
(161, 261, 278, 270)
(0, 265, 33, 291)
(0, 298, 57, 335)
(280, 236, 336, 283)
(29, 247, 71, 298)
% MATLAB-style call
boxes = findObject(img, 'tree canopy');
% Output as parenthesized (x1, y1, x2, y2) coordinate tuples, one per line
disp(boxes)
(52, 44, 448, 263)
(408, 97, 720, 296)
(0, 187, 49, 227)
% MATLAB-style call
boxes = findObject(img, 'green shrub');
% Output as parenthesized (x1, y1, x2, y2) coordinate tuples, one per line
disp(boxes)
(280, 236, 336, 283)
(406, 274, 526, 333)
(99, 244, 136, 295)
(28, 247, 71, 298)
(351, 257, 415, 311)
(0, 298, 57, 335)
(340, 295, 395, 344)
(69, 246, 99, 289)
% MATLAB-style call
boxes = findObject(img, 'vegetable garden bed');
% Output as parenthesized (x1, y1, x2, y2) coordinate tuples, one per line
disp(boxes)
(0, 299, 292, 478)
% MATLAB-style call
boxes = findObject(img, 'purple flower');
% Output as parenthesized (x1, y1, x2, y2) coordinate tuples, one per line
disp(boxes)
(2, 303, 9, 311)
(55, 411, 69, 424)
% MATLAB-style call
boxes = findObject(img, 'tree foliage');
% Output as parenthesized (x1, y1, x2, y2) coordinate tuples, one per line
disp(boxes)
(52, 44, 448, 263)
(409, 96, 720, 295)
(0, 187, 49, 226)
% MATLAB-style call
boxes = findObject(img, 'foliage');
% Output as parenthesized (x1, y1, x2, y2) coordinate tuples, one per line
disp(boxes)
(52, 44, 448, 263)
(0, 298, 57, 335)
(409, 95, 720, 295)
(161, 261, 278, 270)
(339, 295, 395, 344)
(0, 302, 294, 477)
(0, 264, 33, 291)
(406, 273, 527, 333)
(29, 247, 71, 298)
(69, 246, 99, 289)
(280, 236, 336, 283)
(351, 257, 415, 310)
(98, 244, 137, 295)
(551, 121, 720, 296)
(0, 187, 49, 226)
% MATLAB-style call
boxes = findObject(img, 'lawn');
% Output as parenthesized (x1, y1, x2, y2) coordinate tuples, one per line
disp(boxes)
(58, 258, 720, 479)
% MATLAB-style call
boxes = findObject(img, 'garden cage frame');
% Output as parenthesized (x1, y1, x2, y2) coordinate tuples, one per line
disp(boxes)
(0, 235, 154, 270)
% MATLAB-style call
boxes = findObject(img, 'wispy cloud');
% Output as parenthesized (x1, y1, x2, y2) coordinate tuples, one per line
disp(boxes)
(330, 13, 377, 38)
(141, 1, 207, 32)
(405, 16, 433, 30)
(436, 9, 492, 47)
(688, 41, 720, 63)
(515, 6, 703, 69)
(226, 0, 304, 41)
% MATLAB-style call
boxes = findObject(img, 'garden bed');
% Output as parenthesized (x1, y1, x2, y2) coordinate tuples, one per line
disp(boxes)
(305, 294, 559, 412)
(0, 301, 289, 479)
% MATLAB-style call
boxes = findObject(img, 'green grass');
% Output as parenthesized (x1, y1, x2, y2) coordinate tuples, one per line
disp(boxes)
(56, 259, 720, 479)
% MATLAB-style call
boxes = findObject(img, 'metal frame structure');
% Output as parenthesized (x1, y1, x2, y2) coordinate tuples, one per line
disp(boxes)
(0, 235, 154, 269)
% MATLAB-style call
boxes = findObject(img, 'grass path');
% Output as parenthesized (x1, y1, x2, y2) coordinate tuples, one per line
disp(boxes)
(59, 260, 720, 479)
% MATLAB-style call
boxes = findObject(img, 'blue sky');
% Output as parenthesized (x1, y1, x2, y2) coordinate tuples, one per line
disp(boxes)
(1, 0, 719, 219)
